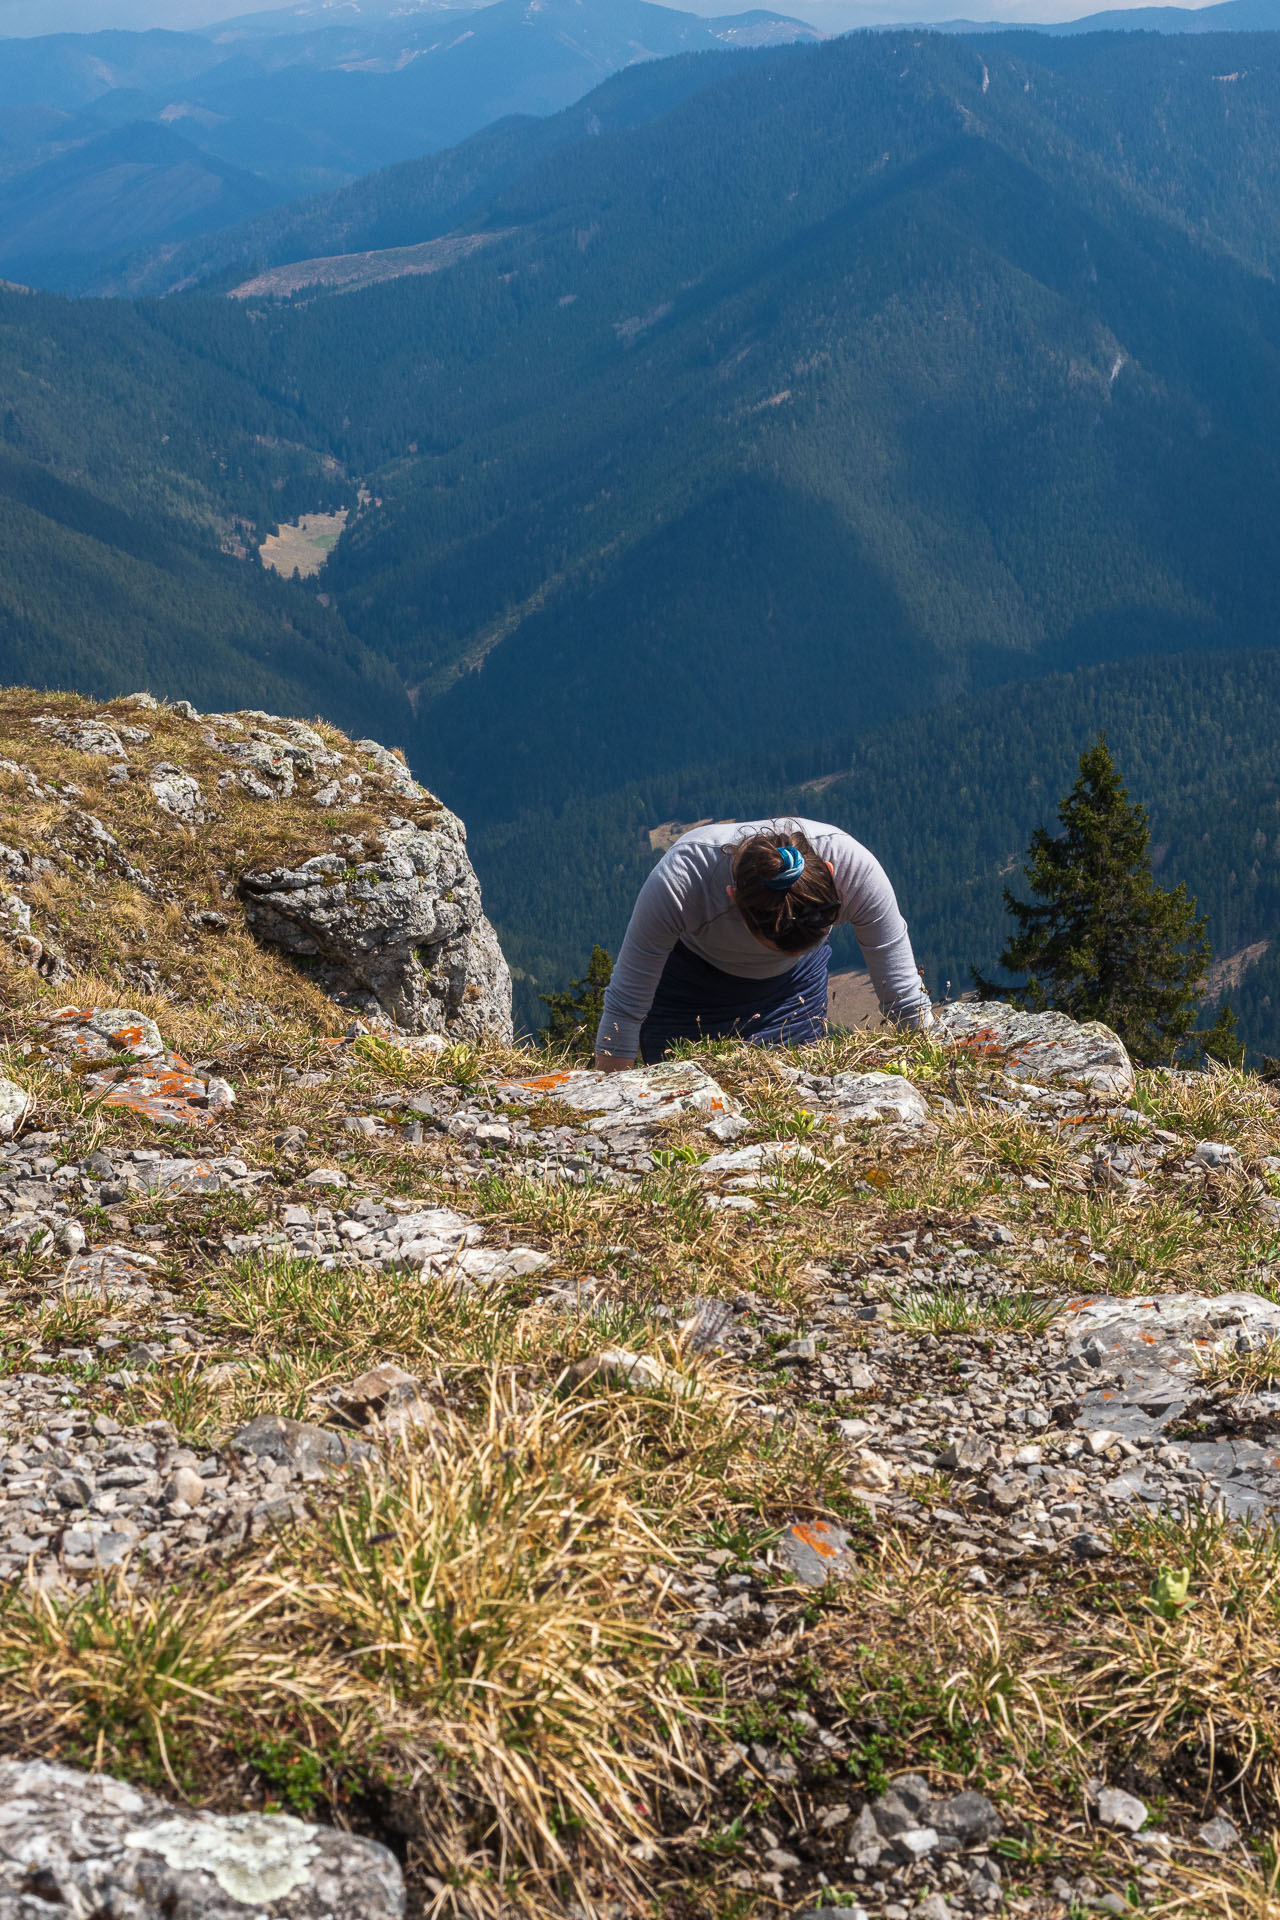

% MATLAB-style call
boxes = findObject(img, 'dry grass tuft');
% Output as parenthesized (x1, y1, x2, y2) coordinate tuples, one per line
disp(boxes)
(1134, 1067, 1280, 1154)
(1076, 1512, 1280, 1820)
(0, 1363, 841, 1910)
(1196, 1337, 1280, 1393)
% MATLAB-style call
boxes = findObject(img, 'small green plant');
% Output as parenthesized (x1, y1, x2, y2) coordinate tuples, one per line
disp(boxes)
(1148, 1566, 1193, 1621)
(651, 1144, 706, 1169)
(247, 1736, 327, 1816)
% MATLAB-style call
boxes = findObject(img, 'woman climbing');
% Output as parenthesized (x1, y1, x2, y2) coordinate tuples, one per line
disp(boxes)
(594, 819, 931, 1069)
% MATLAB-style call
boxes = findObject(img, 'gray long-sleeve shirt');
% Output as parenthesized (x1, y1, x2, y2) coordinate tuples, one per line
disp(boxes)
(595, 817, 931, 1060)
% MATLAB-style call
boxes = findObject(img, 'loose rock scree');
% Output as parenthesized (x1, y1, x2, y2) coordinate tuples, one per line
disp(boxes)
(0, 693, 1276, 1917)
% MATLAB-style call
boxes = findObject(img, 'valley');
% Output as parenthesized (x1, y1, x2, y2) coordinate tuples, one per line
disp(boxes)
(5, 9, 1280, 1917)
(4, 13, 1280, 1057)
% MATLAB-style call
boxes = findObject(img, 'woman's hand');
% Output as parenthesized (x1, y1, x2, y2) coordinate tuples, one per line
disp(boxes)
(594, 1052, 635, 1073)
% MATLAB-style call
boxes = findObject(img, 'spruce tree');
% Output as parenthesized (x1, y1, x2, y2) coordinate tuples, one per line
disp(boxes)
(975, 738, 1210, 1065)
(541, 946, 614, 1056)
(1196, 1002, 1246, 1069)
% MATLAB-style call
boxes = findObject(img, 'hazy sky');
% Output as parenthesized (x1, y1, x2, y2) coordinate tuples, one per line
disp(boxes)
(0, 0, 1219, 33)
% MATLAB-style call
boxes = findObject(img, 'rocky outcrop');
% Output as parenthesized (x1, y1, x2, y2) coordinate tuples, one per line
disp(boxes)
(0, 695, 511, 1040)
(0, 1760, 404, 1918)
(240, 822, 511, 1040)
(935, 1000, 1135, 1098)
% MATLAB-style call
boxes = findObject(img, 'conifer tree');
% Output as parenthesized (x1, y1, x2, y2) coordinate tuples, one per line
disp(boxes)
(974, 738, 1210, 1064)
(1196, 1001, 1246, 1069)
(541, 946, 613, 1056)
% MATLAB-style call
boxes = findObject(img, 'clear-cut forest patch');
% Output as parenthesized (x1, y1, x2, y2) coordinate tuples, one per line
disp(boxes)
(258, 510, 349, 578)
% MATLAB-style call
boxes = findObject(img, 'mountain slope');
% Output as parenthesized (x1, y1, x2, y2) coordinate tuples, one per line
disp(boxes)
(98, 47, 772, 296)
(0, 120, 283, 287)
(0, 283, 404, 731)
(204, 29, 1280, 822)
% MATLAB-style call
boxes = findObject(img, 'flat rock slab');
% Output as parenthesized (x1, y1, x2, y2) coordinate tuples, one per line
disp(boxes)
(64, 1244, 167, 1303)
(47, 1009, 225, 1127)
(497, 1062, 739, 1135)
(820, 1070, 930, 1126)
(934, 1001, 1135, 1099)
(0, 1759, 403, 1918)
(699, 1141, 816, 1175)
(776, 1517, 858, 1585)
(1057, 1291, 1280, 1516)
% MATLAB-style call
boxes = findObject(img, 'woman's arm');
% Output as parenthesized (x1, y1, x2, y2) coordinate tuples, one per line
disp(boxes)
(826, 832, 931, 1027)
(593, 852, 691, 1064)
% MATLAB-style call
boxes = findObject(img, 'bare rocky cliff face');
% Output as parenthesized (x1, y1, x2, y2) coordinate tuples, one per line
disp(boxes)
(0, 693, 511, 1043)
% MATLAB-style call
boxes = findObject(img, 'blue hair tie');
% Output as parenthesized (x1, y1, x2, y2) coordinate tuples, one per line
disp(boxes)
(766, 846, 805, 891)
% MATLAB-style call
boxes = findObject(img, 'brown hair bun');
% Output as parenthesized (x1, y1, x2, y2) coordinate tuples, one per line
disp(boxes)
(732, 828, 840, 953)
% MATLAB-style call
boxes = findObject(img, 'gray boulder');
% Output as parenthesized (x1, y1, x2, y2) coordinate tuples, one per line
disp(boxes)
(0, 1079, 28, 1141)
(240, 817, 511, 1040)
(0, 1759, 403, 1918)
(232, 1415, 374, 1480)
(822, 1069, 930, 1126)
(934, 1001, 1134, 1099)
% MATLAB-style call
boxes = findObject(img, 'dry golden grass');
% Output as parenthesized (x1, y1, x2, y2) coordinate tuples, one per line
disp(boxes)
(1134, 1066, 1280, 1156)
(1196, 1338, 1280, 1393)
(0, 1367, 843, 1912)
(1072, 1514, 1280, 1824)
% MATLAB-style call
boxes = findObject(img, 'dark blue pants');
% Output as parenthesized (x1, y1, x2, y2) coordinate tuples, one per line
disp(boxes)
(639, 940, 830, 1064)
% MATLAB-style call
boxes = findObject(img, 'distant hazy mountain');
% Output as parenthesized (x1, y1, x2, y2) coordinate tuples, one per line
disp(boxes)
(1047, 0, 1280, 29)
(98, 47, 769, 295)
(933, 0, 1280, 30)
(0, 120, 284, 289)
(0, 0, 819, 282)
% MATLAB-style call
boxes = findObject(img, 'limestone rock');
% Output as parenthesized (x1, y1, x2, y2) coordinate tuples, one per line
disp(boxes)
(231, 1415, 374, 1479)
(571, 1347, 672, 1392)
(497, 1061, 738, 1135)
(454, 1245, 551, 1284)
(699, 1141, 815, 1174)
(1095, 1786, 1147, 1832)
(776, 1517, 857, 1585)
(0, 1759, 403, 1917)
(823, 1070, 930, 1126)
(0, 1079, 28, 1141)
(45, 1009, 227, 1128)
(240, 818, 511, 1040)
(32, 716, 133, 757)
(1057, 1291, 1280, 1515)
(150, 765, 206, 825)
(935, 1001, 1135, 1099)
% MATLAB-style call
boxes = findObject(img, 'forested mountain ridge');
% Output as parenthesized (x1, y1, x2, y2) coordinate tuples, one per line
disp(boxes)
(230, 28, 1280, 820)
(0, 283, 403, 727)
(0, 0, 818, 287)
(0, 122, 286, 292)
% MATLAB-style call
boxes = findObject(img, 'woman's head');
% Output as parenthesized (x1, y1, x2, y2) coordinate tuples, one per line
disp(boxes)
(730, 828, 840, 953)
